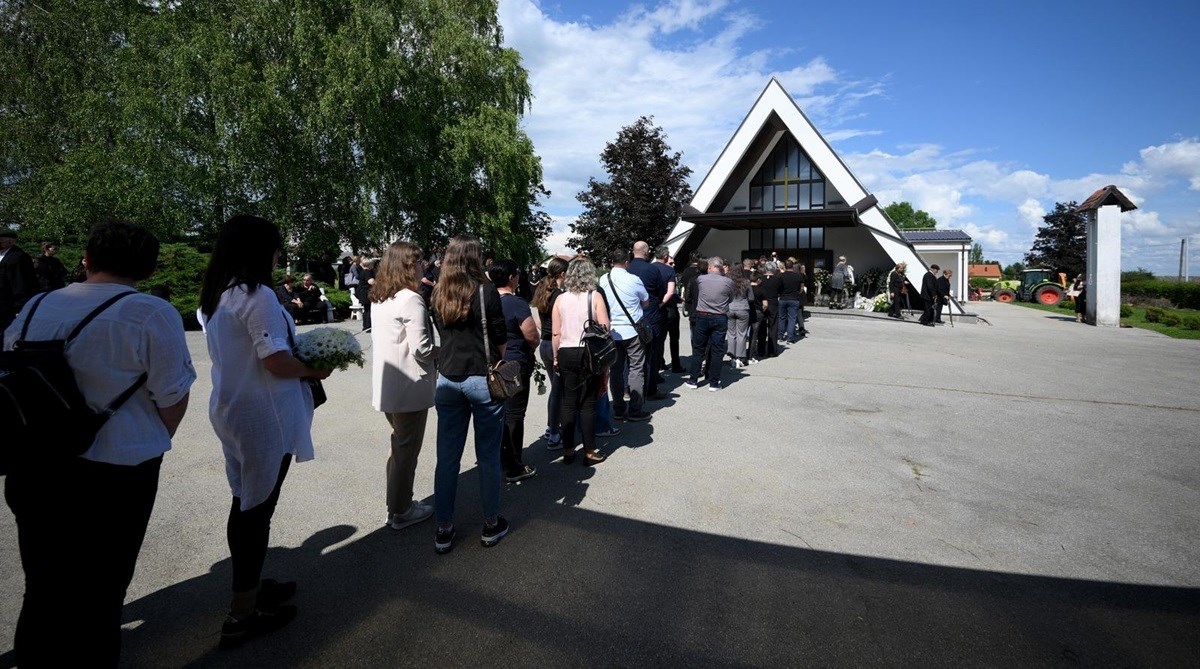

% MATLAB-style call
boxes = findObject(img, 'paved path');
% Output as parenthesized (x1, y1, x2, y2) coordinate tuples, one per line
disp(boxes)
(3, 302, 1198, 666)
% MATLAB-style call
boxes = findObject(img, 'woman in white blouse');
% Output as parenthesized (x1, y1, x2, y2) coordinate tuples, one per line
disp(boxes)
(199, 215, 332, 649)
(370, 240, 436, 530)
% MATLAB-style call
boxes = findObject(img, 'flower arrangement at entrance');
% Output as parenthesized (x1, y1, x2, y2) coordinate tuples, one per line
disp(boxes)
(871, 293, 890, 313)
(293, 327, 365, 371)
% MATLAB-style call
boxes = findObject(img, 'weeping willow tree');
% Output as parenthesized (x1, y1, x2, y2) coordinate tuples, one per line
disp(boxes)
(0, 0, 550, 264)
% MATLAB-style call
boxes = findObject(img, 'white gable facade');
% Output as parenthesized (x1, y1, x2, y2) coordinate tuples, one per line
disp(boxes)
(666, 79, 964, 313)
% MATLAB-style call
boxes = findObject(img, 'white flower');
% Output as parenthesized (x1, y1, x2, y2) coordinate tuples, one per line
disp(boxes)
(293, 327, 365, 371)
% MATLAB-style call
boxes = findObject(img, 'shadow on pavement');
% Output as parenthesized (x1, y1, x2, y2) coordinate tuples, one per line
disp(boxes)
(112, 459, 1200, 667)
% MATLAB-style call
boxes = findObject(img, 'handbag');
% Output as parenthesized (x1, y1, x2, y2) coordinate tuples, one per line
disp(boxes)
(283, 312, 327, 409)
(581, 290, 617, 373)
(607, 273, 652, 345)
(481, 286, 522, 402)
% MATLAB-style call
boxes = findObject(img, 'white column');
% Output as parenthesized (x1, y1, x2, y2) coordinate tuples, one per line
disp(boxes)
(1086, 205, 1121, 326)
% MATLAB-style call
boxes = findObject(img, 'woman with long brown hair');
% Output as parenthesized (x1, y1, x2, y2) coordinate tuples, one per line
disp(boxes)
(370, 241, 436, 531)
(429, 234, 508, 554)
(531, 256, 568, 448)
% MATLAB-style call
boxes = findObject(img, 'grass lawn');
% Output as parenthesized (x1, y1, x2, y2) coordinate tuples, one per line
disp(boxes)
(1008, 301, 1200, 340)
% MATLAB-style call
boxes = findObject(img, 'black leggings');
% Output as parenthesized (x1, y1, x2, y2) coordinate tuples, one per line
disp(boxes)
(228, 454, 292, 593)
(501, 366, 534, 474)
(558, 347, 601, 452)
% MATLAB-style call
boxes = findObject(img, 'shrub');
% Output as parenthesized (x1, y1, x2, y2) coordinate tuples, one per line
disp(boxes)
(1120, 303, 1133, 318)
(1058, 298, 1075, 310)
(1183, 315, 1200, 331)
(322, 285, 352, 319)
(969, 277, 997, 289)
(1144, 307, 1166, 323)
(1121, 279, 1200, 309)
(141, 244, 210, 330)
(1161, 312, 1182, 327)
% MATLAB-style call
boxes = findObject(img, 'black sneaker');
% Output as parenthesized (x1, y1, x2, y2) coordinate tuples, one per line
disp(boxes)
(219, 605, 298, 650)
(258, 579, 296, 609)
(481, 516, 509, 547)
(435, 526, 455, 554)
(505, 464, 537, 483)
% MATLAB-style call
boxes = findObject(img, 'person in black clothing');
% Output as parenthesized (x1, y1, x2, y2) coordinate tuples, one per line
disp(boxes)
(627, 241, 665, 399)
(0, 228, 38, 332)
(275, 275, 305, 322)
(34, 241, 69, 292)
(756, 262, 782, 356)
(354, 260, 375, 331)
(488, 259, 539, 483)
(919, 264, 940, 326)
(887, 262, 907, 319)
(935, 269, 952, 324)
(796, 263, 809, 338)
(420, 257, 440, 305)
(776, 260, 804, 343)
(297, 274, 327, 324)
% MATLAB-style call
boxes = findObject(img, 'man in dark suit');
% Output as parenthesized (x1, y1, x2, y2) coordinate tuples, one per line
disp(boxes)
(0, 228, 39, 333)
(919, 264, 940, 326)
(934, 268, 952, 324)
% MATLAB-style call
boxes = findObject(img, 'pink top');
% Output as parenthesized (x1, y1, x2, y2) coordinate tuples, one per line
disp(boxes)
(555, 290, 598, 348)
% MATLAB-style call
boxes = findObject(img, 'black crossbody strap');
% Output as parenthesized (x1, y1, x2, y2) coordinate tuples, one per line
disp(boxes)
(479, 285, 493, 367)
(607, 273, 637, 326)
(17, 292, 52, 343)
(67, 291, 140, 342)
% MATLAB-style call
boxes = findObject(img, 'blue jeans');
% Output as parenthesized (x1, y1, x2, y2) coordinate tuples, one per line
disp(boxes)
(777, 298, 801, 342)
(538, 341, 561, 437)
(689, 313, 728, 388)
(433, 375, 504, 526)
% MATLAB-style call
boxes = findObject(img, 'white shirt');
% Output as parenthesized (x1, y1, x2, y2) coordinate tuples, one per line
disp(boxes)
(599, 267, 647, 341)
(371, 289, 436, 413)
(3, 282, 196, 465)
(206, 284, 314, 510)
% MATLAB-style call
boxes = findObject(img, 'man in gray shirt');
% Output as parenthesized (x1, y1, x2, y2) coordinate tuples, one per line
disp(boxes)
(685, 256, 734, 392)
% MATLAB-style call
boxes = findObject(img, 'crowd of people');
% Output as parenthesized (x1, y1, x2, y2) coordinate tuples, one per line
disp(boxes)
(3, 216, 967, 665)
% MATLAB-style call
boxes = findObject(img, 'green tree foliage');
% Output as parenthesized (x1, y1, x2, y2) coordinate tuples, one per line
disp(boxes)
(969, 243, 984, 264)
(1025, 202, 1086, 278)
(1122, 267, 1155, 282)
(1002, 262, 1025, 280)
(0, 0, 549, 262)
(883, 201, 938, 230)
(569, 116, 693, 260)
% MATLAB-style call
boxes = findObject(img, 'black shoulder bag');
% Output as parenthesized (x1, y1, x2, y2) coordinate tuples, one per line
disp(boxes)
(283, 313, 326, 409)
(482, 286, 522, 402)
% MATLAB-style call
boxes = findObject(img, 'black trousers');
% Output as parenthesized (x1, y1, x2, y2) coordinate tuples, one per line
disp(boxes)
(6, 455, 163, 668)
(500, 365, 533, 475)
(228, 454, 292, 593)
(664, 305, 682, 369)
(557, 348, 600, 452)
(756, 306, 777, 358)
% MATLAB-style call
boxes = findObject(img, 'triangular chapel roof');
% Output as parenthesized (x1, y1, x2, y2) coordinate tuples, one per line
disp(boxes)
(665, 79, 928, 275)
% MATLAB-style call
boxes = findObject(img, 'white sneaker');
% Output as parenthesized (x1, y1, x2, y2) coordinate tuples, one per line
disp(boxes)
(708, 385, 723, 393)
(683, 381, 700, 390)
(748, 358, 760, 365)
(388, 500, 433, 530)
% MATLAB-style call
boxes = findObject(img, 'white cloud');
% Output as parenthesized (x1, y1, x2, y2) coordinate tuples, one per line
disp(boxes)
(500, 0, 882, 220)
(501, 1, 1200, 275)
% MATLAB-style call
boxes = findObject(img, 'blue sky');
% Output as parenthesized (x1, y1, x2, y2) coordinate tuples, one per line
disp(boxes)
(498, 0, 1200, 275)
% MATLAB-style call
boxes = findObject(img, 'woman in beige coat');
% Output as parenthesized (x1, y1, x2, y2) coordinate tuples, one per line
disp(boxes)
(370, 241, 437, 530)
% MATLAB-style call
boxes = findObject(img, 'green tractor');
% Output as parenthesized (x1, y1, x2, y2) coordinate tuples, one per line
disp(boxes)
(992, 269, 1067, 305)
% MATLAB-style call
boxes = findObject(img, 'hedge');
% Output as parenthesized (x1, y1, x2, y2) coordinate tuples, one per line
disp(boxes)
(1121, 279, 1200, 310)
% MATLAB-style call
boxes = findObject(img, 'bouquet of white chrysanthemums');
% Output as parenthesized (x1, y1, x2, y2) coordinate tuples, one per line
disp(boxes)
(293, 327, 365, 371)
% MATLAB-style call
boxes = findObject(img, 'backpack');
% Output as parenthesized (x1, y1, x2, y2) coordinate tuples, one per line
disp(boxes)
(0, 291, 148, 474)
(580, 290, 617, 373)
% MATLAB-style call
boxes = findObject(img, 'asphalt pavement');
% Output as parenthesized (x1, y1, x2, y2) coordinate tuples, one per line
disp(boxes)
(2, 301, 1198, 667)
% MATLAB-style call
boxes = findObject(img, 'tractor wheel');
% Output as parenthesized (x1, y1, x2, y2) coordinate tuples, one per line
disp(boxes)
(1035, 285, 1063, 305)
(994, 289, 1016, 303)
